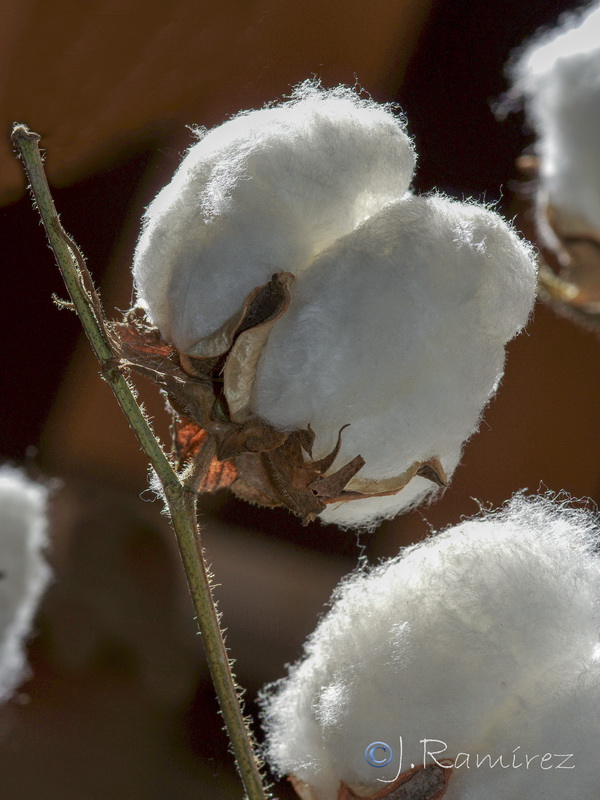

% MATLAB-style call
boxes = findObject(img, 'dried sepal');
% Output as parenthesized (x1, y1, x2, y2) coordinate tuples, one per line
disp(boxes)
(536, 264, 600, 332)
(175, 421, 238, 491)
(229, 453, 284, 509)
(112, 306, 184, 377)
(340, 764, 451, 800)
(112, 293, 288, 458)
(415, 458, 448, 488)
(288, 775, 319, 800)
(112, 275, 447, 523)
(346, 458, 447, 497)
(261, 428, 366, 524)
(516, 158, 600, 330)
(176, 270, 295, 359)
(111, 299, 367, 521)
(223, 272, 294, 422)
(174, 416, 208, 465)
(539, 204, 600, 310)
(288, 765, 450, 800)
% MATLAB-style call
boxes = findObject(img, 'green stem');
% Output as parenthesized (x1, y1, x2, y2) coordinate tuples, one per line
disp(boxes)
(12, 124, 269, 800)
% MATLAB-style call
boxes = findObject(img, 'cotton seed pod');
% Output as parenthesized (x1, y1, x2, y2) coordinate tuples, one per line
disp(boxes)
(134, 81, 415, 356)
(128, 83, 535, 528)
(260, 495, 600, 799)
(0, 466, 51, 700)
(511, 2, 600, 310)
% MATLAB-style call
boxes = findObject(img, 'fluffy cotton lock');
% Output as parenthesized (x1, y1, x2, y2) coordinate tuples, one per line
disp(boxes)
(251, 194, 536, 527)
(134, 82, 415, 355)
(261, 495, 600, 800)
(512, 2, 600, 234)
(0, 466, 50, 699)
(133, 83, 536, 528)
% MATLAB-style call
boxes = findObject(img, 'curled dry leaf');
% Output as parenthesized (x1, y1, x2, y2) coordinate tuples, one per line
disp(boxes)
(289, 764, 451, 800)
(346, 457, 447, 497)
(112, 274, 445, 524)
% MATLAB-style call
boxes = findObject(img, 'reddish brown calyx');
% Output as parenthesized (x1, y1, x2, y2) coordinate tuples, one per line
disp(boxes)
(112, 273, 446, 524)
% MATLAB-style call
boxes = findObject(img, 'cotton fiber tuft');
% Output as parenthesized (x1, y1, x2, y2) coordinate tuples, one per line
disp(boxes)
(134, 82, 416, 354)
(261, 495, 600, 799)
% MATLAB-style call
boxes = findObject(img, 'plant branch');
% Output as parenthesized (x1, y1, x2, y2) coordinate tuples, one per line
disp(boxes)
(12, 123, 269, 800)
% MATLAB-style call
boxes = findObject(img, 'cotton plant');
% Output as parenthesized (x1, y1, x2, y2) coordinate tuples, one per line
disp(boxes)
(510, 1, 600, 315)
(130, 81, 537, 528)
(10, 80, 538, 800)
(261, 494, 600, 800)
(0, 466, 50, 700)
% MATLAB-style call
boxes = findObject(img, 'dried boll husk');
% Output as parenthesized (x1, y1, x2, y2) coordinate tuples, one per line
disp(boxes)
(260, 495, 600, 800)
(250, 195, 536, 527)
(133, 81, 415, 356)
(0, 466, 50, 700)
(511, 2, 600, 313)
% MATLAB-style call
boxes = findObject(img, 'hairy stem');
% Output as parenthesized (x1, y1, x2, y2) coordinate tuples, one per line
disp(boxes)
(12, 124, 269, 800)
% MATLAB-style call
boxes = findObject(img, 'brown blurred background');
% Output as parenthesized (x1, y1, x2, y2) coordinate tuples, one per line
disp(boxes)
(1, 1, 598, 798)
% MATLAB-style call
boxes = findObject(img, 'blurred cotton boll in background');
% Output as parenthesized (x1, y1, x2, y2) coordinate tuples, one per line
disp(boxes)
(511, 2, 600, 310)
(261, 495, 600, 799)
(0, 467, 50, 700)
(131, 82, 536, 528)
(512, 1, 600, 233)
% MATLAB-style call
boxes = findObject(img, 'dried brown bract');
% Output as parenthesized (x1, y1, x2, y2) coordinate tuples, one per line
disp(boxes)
(516, 155, 600, 331)
(112, 273, 445, 524)
(289, 764, 451, 800)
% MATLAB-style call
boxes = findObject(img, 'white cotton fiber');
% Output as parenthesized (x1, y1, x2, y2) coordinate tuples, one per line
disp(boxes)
(133, 83, 536, 528)
(261, 495, 600, 799)
(251, 195, 536, 527)
(454, 658, 600, 800)
(512, 2, 600, 232)
(0, 467, 50, 699)
(133, 82, 415, 354)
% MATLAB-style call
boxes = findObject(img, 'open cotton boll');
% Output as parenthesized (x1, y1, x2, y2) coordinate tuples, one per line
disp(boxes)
(250, 194, 536, 527)
(261, 495, 600, 800)
(133, 82, 415, 354)
(0, 467, 50, 700)
(128, 85, 535, 527)
(512, 2, 600, 232)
